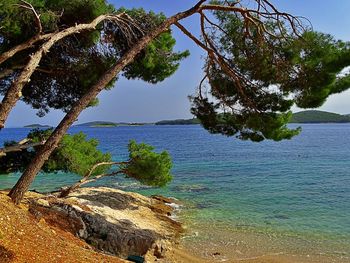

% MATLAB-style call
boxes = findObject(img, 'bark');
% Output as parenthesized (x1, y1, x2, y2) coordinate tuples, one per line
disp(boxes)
(59, 170, 123, 198)
(8, 2, 204, 204)
(58, 161, 129, 197)
(59, 161, 131, 197)
(0, 14, 126, 130)
(0, 34, 53, 66)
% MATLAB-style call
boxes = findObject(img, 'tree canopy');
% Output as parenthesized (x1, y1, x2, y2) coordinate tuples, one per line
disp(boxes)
(121, 140, 173, 187)
(0, 0, 189, 116)
(190, 4, 350, 141)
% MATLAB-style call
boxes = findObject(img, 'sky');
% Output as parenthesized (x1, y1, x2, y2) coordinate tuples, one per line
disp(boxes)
(4, 0, 350, 127)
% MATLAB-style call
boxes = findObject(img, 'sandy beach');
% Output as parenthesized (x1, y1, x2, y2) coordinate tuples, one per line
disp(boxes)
(169, 246, 349, 263)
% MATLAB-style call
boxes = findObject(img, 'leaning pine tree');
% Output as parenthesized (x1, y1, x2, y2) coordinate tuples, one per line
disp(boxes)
(0, 0, 350, 203)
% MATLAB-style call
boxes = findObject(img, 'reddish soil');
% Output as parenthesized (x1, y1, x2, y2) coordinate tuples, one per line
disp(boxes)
(0, 192, 126, 263)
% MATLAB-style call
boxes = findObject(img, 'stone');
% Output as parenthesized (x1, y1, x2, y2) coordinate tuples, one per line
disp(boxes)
(35, 199, 50, 208)
(28, 187, 182, 260)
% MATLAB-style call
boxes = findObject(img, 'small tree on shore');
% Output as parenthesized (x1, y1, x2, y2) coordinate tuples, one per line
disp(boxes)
(59, 140, 173, 197)
(0, 130, 173, 196)
(1, 0, 350, 203)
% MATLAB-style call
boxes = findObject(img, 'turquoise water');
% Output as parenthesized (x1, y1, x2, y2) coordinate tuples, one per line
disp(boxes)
(1, 124, 350, 260)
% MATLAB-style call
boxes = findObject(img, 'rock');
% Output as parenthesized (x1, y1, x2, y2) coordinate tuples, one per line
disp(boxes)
(151, 195, 177, 204)
(35, 199, 50, 208)
(152, 240, 171, 258)
(29, 187, 182, 260)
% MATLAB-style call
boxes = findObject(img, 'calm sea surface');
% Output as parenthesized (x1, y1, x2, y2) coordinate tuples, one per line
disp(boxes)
(1, 124, 349, 261)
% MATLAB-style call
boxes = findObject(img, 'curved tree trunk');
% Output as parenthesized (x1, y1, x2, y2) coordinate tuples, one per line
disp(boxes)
(59, 170, 124, 198)
(8, 3, 204, 204)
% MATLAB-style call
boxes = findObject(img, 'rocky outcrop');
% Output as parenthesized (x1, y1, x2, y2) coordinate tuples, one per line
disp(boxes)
(28, 187, 182, 261)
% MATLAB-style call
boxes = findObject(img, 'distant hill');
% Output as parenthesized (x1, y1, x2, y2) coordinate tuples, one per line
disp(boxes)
(76, 121, 147, 127)
(74, 111, 350, 128)
(76, 121, 117, 127)
(289, 110, 350, 123)
(155, 118, 200, 125)
(155, 111, 350, 125)
(24, 124, 52, 128)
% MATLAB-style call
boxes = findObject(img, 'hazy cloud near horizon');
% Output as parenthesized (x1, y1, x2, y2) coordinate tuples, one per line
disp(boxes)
(2, 0, 350, 127)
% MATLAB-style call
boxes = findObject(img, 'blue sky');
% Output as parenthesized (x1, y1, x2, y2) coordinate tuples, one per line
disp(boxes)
(4, 0, 350, 127)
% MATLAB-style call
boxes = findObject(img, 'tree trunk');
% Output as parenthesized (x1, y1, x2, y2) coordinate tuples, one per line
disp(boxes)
(59, 161, 125, 197)
(59, 170, 123, 198)
(8, 2, 204, 204)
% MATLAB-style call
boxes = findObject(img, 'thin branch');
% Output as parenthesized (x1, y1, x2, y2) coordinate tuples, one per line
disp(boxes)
(198, 3, 307, 37)
(58, 161, 128, 198)
(84, 161, 129, 178)
(14, 0, 43, 33)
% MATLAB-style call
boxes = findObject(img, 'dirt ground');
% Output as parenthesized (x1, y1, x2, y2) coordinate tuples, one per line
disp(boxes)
(0, 191, 126, 263)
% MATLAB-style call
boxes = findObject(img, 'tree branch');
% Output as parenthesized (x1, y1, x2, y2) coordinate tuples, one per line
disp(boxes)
(58, 162, 127, 198)
(84, 161, 129, 178)
(0, 139, 46, 157)
(0, 33, 53, 66)
(15, 0, 43, 33)
(0, 13, 136, 129)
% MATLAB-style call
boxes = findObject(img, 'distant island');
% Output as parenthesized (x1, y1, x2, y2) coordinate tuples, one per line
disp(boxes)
(73, 111, 350, 128)
(156, 111, 350, 125)
(155, 118, 200, 125)
(76, 121, 147, 127)
(290, 110, 350, 123)
(24, 124, 52, 128)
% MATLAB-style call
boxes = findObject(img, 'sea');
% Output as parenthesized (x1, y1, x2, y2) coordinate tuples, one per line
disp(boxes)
(1, 124, 349, 262)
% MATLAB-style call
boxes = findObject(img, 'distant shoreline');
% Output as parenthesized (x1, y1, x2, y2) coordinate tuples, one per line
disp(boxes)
(16, 110, 350, 128)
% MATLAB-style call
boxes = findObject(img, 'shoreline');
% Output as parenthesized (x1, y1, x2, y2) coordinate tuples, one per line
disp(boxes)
(174, 220, 350, 263)
(1, 187, 349, 263)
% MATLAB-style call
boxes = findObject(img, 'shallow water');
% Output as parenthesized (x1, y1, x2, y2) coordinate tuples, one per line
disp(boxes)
(1, 124, 349, 261)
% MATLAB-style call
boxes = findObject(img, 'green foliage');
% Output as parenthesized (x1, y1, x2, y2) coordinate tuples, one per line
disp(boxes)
(109, 8, 190, 83)
(0, 0, 113, 47)
(124, 32, 190, 83)
(0, 129, 111, 176)
(122, 140, 172, 187)
(191, 6, 350, 142)
(0, 132, 173, 188)
(0, 3, 188, 116)
(282, 32, 350, 108)
(46, 132, 112, 176)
